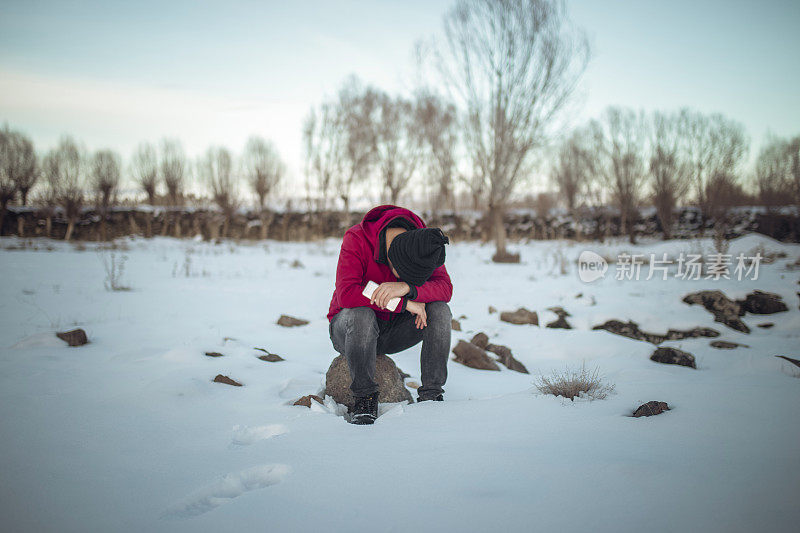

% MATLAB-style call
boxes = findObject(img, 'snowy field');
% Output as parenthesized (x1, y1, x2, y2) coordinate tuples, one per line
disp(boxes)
(1, 233, 799, 532)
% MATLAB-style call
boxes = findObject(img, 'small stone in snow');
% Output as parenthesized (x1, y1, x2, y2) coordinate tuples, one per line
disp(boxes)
(213, 374, 243, 386)
(277, 315, 309, 327)
(56, 328, 89, 347)
(633, 401, 670, 417)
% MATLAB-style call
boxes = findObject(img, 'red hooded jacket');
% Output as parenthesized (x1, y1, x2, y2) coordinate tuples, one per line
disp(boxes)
(327, 205, 453, 322)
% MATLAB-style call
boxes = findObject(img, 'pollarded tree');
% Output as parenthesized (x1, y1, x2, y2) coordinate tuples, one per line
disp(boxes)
(649, 111, 692, 239)
(0, 125, 19, 235)
(435, 0, 590, 261)
(335, 76, 379, 215)
(91, 149, 121, 240)
(415, 91, 460, 214)
(590, 107, 648, 244)
(43, 136, 86, 240)
(754, 135, 793, 211)
(160, 139, 186, 206)
(374, 91, 424, 204)
(160, 139, 187, 236)
(9, 129, 37, 208)
(303, 102, 344, 211)
(682, 110, 748, 226)
(131, 142, 159, 205)
(199, 146, 238, 238)
(788, 136, 800, 204)
(1, 125, 37, 234)
(552, 127, 594, 216)
(243, 136, 284, 239)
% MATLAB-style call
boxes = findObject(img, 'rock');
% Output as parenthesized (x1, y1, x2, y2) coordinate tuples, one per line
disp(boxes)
(56, 328, 88, 347)
(486, 343, 529, 374)
(739, 290, 788, 314)
(277, 315, 309, 327)
(682, 290, 749, 333)
(546, 306, 573, 329)
(255, 347, 284, 361)
(406, 381, 420, 389)
(775, 355, 800, 369)
(757, 322, 774, 329)
(662, 326, 720, 341)
(710, 340, 749, 349)
(488, 306, 497, 314)
(650, 347, 696, 368)
(213, 374, 243, 386)
(592, 320, 718, 344)
(451, 340, 500, 371)
(500, 308, 539, 325)
(451, 319, 462, 331)
(324, 354, 413, 411)
(290, 259, 304, 269)
(293, 394, 324, 407)
(470, 332, 489, 349)
(205, 351, 224, 357)
(492, 251, 521, 263)
(633, 401, 670, 417)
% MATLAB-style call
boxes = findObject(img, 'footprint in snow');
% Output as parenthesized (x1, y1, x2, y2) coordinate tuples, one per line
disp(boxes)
(230, 424, 289, 446)
(161, 463, 290, 519)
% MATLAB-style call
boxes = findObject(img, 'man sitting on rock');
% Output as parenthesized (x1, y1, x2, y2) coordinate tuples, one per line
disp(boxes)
(328, 204, 453, 425)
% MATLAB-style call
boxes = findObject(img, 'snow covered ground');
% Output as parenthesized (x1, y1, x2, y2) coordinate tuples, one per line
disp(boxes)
(1, 233, 799, 532)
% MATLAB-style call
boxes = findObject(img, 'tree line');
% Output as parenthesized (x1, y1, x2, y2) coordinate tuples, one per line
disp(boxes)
(2, 0, 799, 251)
(553, 108, 800, 243)
(0, 127, 285, 240)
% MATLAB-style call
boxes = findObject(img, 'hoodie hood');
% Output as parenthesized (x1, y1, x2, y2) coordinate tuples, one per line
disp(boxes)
(358, 205, 427, 261)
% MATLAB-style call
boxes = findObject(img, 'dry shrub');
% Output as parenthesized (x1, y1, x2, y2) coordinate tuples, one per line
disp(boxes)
(534, 363, 615, 401)
(99, 250, 131, 291)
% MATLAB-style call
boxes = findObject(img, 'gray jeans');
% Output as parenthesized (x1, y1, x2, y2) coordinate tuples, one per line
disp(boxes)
(329, 301, 452, 399)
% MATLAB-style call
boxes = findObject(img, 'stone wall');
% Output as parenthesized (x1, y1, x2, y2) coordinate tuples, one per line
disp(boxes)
(2, 205, 798, 243)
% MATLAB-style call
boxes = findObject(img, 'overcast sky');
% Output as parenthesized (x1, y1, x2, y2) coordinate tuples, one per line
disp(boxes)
(1, 0, 798, 194)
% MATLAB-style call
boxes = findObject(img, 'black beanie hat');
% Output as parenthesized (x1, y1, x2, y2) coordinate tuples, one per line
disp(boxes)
(388, 227, 449, 286)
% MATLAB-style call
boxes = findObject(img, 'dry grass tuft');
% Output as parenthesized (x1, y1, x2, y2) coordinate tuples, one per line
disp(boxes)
(534, 363, 615, 401)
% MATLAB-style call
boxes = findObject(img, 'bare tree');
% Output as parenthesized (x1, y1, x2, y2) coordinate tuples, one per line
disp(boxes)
(43, 136, 86, 240)
(374, 92, 423, 204)
(682, 110, 748, 226)
(0, 126, 18, 235)
(244, 136, 284, 239)
(415, 91, 460, 214)
(199, 146, 238, 238)
(10, 132, 37, 209)
(590, 107, 648, 244)
(303, 103, 344, 211)
(435, 0, 589, 261)
(649, 111, 691, 239)
(91, 149, 121, 240)
(552, 127, 594, 215)
(160, 139, 187, 237)
(754, 136, 793, 211)
(0, 126, 38, 234)
(131, 142, 158, 205)
(785, 135, 800, 205)
(37, 154, 59, 237)
(160, 139, 186, 206)
(705, 169, 749, 252)
(335, 76, 379, 215)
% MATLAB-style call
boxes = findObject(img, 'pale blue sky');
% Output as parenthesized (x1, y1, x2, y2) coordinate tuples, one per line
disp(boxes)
(1, 0, 798, 191)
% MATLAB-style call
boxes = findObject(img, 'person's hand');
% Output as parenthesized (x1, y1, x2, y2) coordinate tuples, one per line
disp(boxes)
(371, 281, 410, 309)
(406, 301, 427, 329)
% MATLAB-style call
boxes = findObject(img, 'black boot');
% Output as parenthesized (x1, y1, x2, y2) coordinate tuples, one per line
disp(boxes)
(417, 393, 444, 402)
(350, 392, 379, 425)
